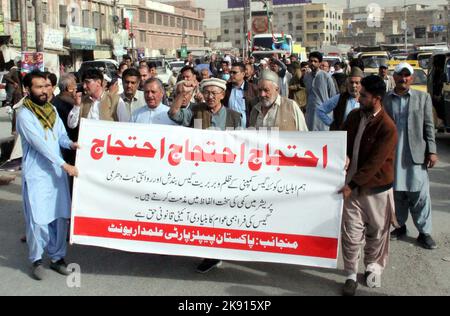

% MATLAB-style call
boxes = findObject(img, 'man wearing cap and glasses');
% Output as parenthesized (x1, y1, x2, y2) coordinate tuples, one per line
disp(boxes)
(169, 78, 241, 131)
(169, 78, 241, 273)
(378, 64, 395, 93)
(384, 62, 439, 250)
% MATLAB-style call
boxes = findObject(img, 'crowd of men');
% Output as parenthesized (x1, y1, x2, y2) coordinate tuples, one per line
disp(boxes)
(5, 50, 439, 296)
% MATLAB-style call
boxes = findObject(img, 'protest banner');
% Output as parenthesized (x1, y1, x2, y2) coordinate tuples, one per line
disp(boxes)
(71, 119, 346, 268)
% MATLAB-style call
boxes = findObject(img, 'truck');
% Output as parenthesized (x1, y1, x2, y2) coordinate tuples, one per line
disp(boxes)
(251, 33, 293, 60)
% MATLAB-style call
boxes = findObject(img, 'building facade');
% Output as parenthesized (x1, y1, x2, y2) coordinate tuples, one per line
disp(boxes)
(124, 0, 205, 57)
(0, 0, 205, 72)
(220, 2, 344, 52)
(339, 4, 449, 47)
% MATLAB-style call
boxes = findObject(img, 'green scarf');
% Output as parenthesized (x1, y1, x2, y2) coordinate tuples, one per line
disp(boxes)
(23, 97, 56, 131)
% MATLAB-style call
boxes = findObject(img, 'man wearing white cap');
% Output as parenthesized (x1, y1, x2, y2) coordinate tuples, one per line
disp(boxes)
(249, 70, 308, 131)
(169, 78, 241, 130)
(169, 78, 241, 273)
(384, 62, 439, 250)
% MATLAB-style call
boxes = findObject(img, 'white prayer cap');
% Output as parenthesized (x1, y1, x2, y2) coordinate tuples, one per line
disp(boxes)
(200, 78, 227, 92)
(394, 62, 414, 75)
(259, 70, 279, 85)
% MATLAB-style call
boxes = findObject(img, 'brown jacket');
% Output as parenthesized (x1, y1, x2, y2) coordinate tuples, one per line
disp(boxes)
(80, 91, 120, 121)
(288, 75, 307, 109)
(343, 108, 398, 191)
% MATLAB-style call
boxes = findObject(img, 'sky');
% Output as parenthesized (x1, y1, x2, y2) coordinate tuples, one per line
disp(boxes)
(194, 0, 448, 28)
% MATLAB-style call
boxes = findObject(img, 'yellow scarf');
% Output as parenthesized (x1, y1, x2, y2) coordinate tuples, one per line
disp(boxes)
(23, 97, 56, 131)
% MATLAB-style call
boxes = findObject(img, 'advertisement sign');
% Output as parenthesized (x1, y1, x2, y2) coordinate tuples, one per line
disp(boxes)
(21, 52, 44, 76)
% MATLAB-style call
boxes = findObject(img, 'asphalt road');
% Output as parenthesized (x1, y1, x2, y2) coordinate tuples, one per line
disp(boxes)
(0, 107, 449, 296)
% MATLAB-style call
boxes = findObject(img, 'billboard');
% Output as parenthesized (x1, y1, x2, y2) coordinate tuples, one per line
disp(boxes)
(228, 0, 311, 9)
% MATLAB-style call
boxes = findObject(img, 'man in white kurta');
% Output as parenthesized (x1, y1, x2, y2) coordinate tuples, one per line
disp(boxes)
(16, 71, 78, 280)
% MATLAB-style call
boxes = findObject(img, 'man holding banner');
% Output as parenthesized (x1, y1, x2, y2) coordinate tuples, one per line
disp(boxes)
(16, 71, 79, 280)
(169, 77, 241, 273)
(339, 75, 398, 296)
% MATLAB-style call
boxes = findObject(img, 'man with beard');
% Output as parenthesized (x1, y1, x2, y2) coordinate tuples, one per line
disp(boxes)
(303, 52, 338, 131)
(269, 58, 291, 98)
(316, 67, 364, 130)
(249, 70, 307, 131)
(384, 63, 439, 250)
(16, 71, 79, 280)
(339, 75, 398, 296)
(169, 78, 241, 130)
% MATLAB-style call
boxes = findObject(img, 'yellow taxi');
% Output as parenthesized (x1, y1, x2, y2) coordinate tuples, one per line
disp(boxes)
(388, 60, 427, 92)
(359, 51, 390, 75)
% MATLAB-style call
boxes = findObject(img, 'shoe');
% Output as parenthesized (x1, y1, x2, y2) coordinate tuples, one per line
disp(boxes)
(417, 234, 437, 250)
(20, 235, 26, 243)
(342, 279, 358, 296)
(50, 259, 72, 276)
(365, 271, 381, 288)
(32, 260, 45, 281)
(390, 225, 407, 241)
(196, 259, 222, 274)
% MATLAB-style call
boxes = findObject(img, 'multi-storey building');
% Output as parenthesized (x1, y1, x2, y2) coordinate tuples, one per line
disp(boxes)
(0, 0, 205, 72)
(339, 4, 450, 47)
(221, 2, 344, 52)
(124, 0, 205, 57)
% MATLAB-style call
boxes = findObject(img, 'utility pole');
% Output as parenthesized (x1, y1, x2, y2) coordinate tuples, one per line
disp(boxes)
(182, 13, 186, 45)
(243, 0, 248, 59)
(20, 0, 28, 51)
(404, 0, 408, 51)
(34, 0, 44, 52)
(113, 0, 118, 33)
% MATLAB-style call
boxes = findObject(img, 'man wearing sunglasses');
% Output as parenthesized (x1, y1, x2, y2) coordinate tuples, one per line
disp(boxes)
(223, 62, 258, 128)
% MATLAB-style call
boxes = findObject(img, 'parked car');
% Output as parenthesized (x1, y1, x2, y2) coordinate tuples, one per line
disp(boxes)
(169, 60, 185, 73)
(77, 59, 119, 81)
(144, 58, 172, 85)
